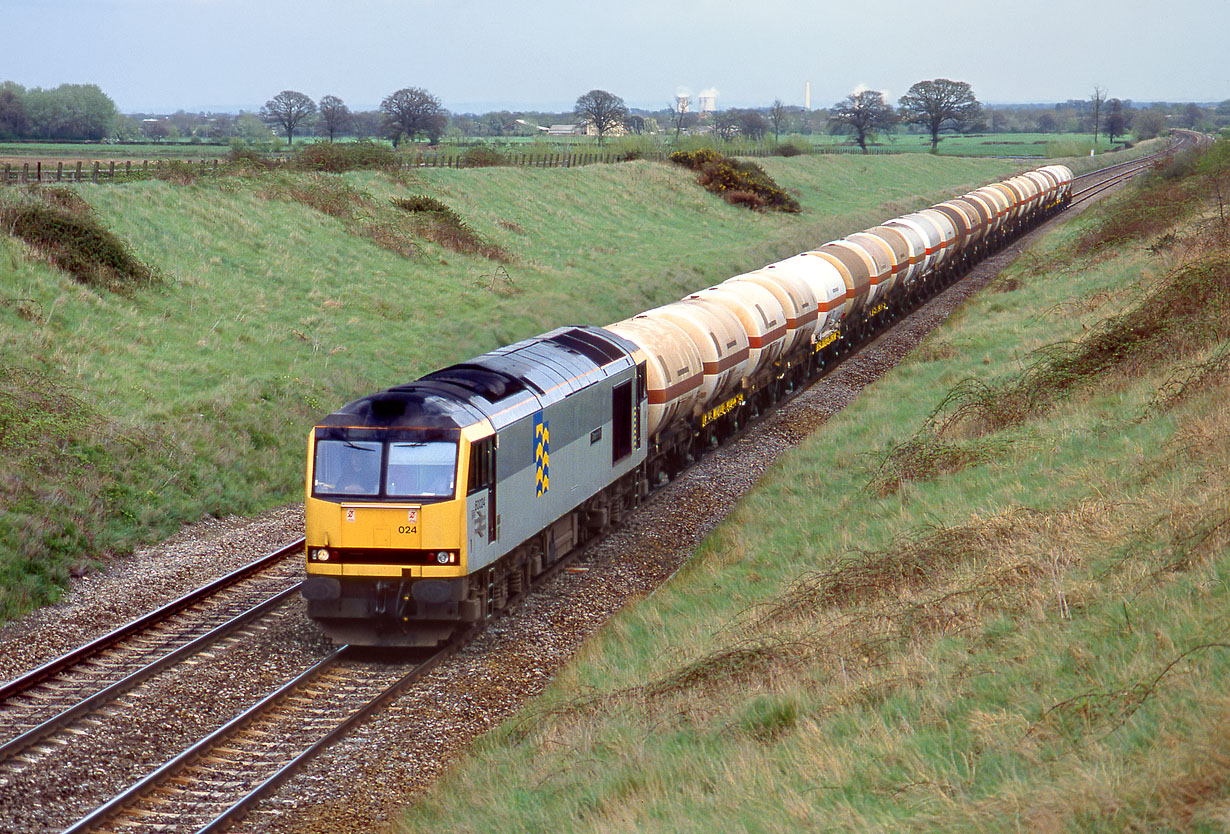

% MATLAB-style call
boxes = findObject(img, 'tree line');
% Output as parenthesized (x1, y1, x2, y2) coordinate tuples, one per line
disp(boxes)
(2, 78, 1227, 146)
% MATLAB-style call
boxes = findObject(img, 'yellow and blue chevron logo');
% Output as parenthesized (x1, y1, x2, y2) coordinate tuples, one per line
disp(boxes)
(534, 411, 549, 497)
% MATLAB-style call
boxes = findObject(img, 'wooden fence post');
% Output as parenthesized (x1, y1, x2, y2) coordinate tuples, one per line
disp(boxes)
(110, 161, 116, 180)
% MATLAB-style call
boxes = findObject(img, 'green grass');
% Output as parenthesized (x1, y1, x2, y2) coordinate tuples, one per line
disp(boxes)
(395, 142, 1230, 832)
(0, 152, 1027, 621)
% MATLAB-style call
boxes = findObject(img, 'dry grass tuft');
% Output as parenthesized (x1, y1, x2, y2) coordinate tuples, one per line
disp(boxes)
(869, 435, 1013, 496)
(930, 255, 1230, 439)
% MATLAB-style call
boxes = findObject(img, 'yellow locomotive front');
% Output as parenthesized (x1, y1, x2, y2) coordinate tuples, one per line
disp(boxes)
(305, 425, 468, 574)
(302, 416, 492, 646)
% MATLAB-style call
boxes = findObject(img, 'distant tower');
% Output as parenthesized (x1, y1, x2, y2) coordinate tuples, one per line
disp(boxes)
(698, 89, 717, 113)
(676, 93, 690, 114)
(805, 81, 811, 110)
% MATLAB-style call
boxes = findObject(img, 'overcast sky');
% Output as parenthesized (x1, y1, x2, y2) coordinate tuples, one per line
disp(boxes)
(3, 0, 1227, 114)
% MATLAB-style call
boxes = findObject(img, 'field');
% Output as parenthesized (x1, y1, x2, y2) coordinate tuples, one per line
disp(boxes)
(0, 150, 1031, 622)
(0, 132, 1129, 168)
(395, 142, 1230, 832)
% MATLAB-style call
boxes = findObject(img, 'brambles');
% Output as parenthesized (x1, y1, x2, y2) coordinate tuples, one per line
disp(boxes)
(0, 188, 158, 291)
(459, 146, 507, 168)
(292, 140, 397, 173)
(669, 148, 801, 213)
(274, 173, 369, 219)
(392, 195, 510, 262)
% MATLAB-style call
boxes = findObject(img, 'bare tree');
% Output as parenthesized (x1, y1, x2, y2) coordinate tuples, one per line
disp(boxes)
(769, 98, 787, 143)
(260, 90, 316, 146)
(829, 90, 896, 153)
(1091, 85, 1106, 144)
(668, 96, 694, 139)
(574, 89, 627, 144)
(898, 78, 982, 151)
(318, 94, 351, 142)
(380, 87, 448, 146)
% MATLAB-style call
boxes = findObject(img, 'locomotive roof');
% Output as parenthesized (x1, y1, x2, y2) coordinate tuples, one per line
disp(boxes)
(318, 325, 638, 431)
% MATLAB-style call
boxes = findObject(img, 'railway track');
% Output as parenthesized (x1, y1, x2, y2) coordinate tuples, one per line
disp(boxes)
(0, 541, 304, 755)
(36, 529, 594, 834)
(2, 141, 1195, 834)
(1069, 132, 1202, 206)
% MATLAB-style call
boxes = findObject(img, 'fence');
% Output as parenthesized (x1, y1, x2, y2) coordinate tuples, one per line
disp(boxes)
(2, 159, 222, 184)
(0, 143, 989, 185)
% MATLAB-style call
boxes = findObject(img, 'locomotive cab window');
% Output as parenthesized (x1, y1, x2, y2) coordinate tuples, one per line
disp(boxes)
(313, 440, 382, 496)
(311, 428, 458, 501)
(386, 441, 457, 498)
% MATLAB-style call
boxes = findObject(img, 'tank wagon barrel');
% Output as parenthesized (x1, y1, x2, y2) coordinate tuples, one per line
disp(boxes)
(302, 164, 1073, 646)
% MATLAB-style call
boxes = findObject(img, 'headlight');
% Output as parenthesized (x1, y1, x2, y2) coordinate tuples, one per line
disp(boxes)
(312, 548, 330, 562)
(436, 551, 450, 565)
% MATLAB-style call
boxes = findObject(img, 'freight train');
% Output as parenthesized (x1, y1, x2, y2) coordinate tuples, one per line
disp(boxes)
(300, 164, 1074, 646)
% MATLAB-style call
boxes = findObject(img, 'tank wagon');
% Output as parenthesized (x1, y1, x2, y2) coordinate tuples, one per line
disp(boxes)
(302, 165, 1072, 646)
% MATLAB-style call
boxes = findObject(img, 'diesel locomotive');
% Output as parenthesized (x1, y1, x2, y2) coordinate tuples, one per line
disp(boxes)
(301, 164, 1074, 646)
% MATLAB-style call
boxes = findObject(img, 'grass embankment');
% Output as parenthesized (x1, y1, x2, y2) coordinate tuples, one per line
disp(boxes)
(398, 143, 1230, 831)
(0, 152, 1023, 622)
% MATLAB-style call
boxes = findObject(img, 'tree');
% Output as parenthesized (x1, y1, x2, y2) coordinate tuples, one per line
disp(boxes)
(898, 78, 982, 151)
(829, 90, 896, 153)
(142, 119, 171, 142)
(380, 87, 448, 146)
(0, 84, 27, 139)
(260, 90, 316, 146)
(769, 98, 787, 142)
(1180, 102, 1205, 129)
(574, 89, 627, 144)
(668, 97, 694, 139)
(1090, 85, 1106, 144)
(625, 114, 645, 135)
(318, 94, 351, 142)
(1104, 98, 1129, 144)
(714, 110, 740, 141)
(738, 109, 769, 141)
(1036, 112, 1058, 133)
(1134, 108, 1165, 140)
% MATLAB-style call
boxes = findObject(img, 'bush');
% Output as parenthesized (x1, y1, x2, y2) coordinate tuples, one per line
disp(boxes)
(670, 148, 801, 213)
(460, 146, 508, 168)
(391, 195, 510, 262)
(152, 160, 198, 185)
(0, 193, 158, 291)
(225, 147, 275, 172)
(293, 140, 398, 173)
